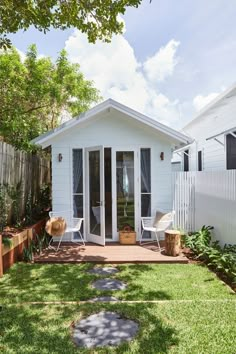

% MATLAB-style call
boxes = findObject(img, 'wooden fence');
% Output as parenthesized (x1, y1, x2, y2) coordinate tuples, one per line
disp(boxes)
(172, 171, 236, 245)
(0, 141, 51, 221)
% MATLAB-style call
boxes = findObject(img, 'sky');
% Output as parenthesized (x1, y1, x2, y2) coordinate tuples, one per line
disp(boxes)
(8, 0, 236, 129)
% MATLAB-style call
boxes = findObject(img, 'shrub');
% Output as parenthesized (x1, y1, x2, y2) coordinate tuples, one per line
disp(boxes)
(185, 226, 236, 284)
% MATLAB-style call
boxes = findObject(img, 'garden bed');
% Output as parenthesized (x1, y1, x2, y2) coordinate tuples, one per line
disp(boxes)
(1, 218, 47, 274)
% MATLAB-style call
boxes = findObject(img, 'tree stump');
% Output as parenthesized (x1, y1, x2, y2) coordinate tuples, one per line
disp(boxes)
(165, 230, 181, 256)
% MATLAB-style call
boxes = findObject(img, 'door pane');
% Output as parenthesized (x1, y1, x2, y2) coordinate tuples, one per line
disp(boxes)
(116, 151, 135, 231)
(105, 148, 112, 238)
(89, 151, 101, 236)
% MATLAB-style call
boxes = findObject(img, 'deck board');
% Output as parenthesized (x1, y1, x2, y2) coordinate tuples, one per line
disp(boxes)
(34, 242, 188, 264)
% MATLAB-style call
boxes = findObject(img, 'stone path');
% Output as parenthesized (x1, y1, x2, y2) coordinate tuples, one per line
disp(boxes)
(92, 278, 127, 291)
(88, 267, 118, 275)
(72, 311, 139, 348)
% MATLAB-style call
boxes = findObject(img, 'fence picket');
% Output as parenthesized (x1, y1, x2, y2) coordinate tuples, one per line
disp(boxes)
(173, 170, 236, 245)
(0, 141, 51, 222)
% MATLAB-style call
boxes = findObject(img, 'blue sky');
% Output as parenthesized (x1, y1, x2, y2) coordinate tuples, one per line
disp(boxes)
(9, 0, 236, 128)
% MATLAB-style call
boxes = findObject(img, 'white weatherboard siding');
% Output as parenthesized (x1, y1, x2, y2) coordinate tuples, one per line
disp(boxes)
(51, 110, 173, 241)
(178, 93, 236, 171)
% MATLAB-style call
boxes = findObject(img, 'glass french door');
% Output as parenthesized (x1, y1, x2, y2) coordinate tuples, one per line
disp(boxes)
(86, 146, 105, 245)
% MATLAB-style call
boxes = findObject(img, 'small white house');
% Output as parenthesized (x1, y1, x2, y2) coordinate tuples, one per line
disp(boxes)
(33, 99, 190, 245)
(173, 83, 236, 171)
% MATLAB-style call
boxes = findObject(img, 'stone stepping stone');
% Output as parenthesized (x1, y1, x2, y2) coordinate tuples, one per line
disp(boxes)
(92, 278, 126, 291)
(72, 311, 139, 348)
(88, 267, 119, 276)
(91, 296, 118, 302)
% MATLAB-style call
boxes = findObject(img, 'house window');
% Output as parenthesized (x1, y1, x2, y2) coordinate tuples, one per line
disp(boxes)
(140, 148, 151, 238)
(72, 149, 83, 218)
(226, 132, 236, 169)
(184, 150, 189, 171)
(198, 150, 202, 171)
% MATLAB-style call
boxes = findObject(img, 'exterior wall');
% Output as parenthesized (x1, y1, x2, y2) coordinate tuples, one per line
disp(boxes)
(175, 95, 236, 171)
(51, 111, 174, 241)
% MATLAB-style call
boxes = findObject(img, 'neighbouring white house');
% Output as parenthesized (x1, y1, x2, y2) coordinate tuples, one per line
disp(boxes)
(173, 83, 236, 171)
(32, 99, 191, 245)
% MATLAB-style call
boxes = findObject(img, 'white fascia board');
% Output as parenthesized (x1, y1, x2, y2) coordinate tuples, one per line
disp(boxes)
(109, 99, 192, 144)
(31, 100, 111, 147)
(32, 98, 192, 147)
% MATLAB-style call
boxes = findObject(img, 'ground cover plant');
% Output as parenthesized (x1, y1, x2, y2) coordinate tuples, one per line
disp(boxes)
(0, 263, 235, 353)
(185, 225, 236, 289)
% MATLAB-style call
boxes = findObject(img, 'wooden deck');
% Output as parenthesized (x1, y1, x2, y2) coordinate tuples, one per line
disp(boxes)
(34, 242, 188, 264)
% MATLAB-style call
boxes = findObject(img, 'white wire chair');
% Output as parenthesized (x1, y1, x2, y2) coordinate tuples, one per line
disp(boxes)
(48, 210, 85, 252)
(140, 214, 173, 251)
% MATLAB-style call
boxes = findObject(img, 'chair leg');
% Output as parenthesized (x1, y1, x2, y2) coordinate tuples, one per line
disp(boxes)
(155, 231, 161, 252)
(56, 234, 64, 252)
(78, 230, 85, 246)
(140, 230, 144, 244)
(48, 237, 55, 250)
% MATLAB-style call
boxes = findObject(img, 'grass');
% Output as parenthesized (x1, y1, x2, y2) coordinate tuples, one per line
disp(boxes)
(0, 263, 235, 353)
(0, 263, 233, 304)
(1, 302, 236, 354)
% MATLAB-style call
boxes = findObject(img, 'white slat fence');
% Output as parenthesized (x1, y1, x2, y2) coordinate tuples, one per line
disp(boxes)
(172, 170, 236, 245)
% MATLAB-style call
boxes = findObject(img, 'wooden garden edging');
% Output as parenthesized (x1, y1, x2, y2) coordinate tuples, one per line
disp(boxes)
(0, 218, 47, 276)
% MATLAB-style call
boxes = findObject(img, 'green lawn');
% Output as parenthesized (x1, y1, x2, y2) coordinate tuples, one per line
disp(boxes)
(0, 263, 235, 353)
(0, 263, 233, 303)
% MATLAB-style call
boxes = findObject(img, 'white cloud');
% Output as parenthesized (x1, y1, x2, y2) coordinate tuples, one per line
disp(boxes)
(193, 92, 220, 111)
(144, 40, 180, 82)
(65, 29, 181, 126)
(16, 48, 26, 62)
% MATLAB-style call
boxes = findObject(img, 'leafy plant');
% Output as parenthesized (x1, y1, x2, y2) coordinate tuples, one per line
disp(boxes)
(2, 237, 12, 247)
(23, 242, 35, 262)
(6, 182, 23, 227)
(25, 192, 33, 226)
(0, 184, 9, 232)
(185, 226, 236, 284)
(185, 225, 213, 254)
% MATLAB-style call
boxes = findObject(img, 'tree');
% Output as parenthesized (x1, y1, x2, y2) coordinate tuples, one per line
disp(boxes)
(0, 45, 101, 150)
(0, 0, 142, 49)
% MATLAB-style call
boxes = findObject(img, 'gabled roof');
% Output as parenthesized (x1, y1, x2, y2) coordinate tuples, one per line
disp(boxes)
(32, 98, 192, 148)
(183, 82, 236, 130)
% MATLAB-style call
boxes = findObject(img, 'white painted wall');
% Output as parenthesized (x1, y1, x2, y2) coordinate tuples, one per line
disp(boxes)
(175, 94, 236, 171)
(51, 110, 175, 241)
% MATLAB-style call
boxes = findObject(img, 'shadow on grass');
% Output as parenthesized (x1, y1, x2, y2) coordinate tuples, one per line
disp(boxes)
(0, 303, 179, 354)
(116, 264, 172, 300)
(0, 263, 105, 303)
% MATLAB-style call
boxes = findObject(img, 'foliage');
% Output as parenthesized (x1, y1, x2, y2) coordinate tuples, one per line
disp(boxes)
(185, 226, 236, 283)
(24, 183, 51, 226)
(22, 242, 35, 262)
(0, 184, 9, 232)
(185, 225, 213, 253)
(0, 45, 101, 150)
(23, 229, 51, 262)
(37, 184, 51, 211)
(6, 182, 22, 227)
(2, 237, 12, 247)
(0, 0, 142, 49)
